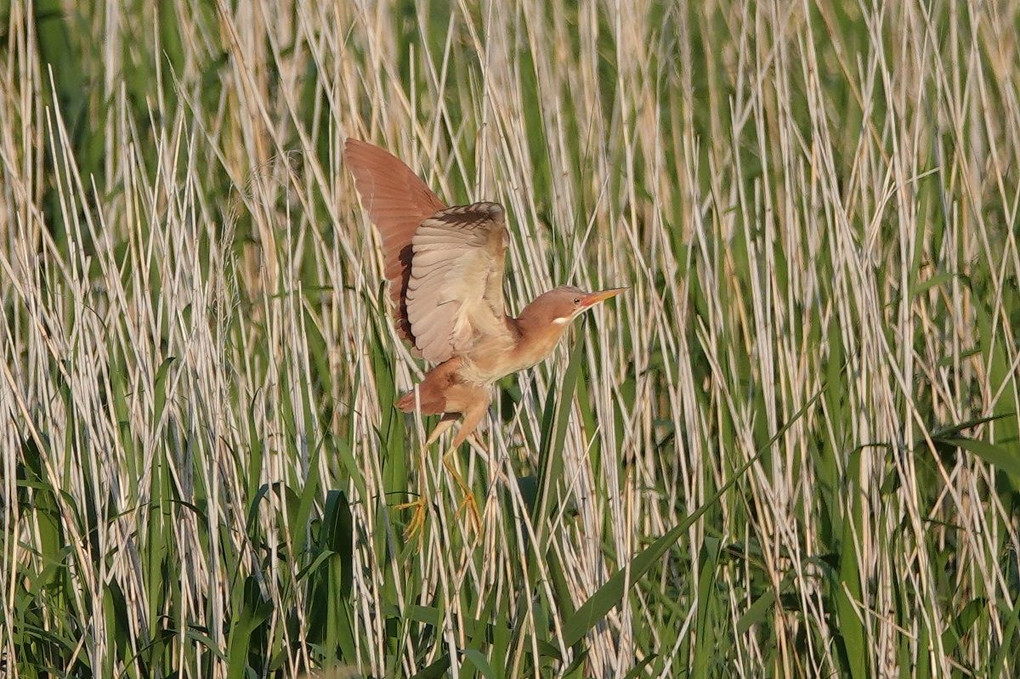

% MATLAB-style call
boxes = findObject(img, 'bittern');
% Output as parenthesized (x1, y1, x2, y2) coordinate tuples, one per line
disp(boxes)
(346, 138, 622, 532)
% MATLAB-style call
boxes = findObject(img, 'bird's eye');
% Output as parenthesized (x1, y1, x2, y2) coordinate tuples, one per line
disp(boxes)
(573, 297, 581, 305)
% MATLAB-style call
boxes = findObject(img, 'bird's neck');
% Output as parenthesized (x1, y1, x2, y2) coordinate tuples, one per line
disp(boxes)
(509, 313, 571, 369)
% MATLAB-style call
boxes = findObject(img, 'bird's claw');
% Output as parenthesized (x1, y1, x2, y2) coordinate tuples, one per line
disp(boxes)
(396, 497, 428, 541)
(457, 492, 482, 535)
(443, 448, 483, 536)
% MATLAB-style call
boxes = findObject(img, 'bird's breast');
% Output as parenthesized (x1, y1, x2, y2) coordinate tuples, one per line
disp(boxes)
(458, 339, 521, 386)
(457, 329, 565, 386)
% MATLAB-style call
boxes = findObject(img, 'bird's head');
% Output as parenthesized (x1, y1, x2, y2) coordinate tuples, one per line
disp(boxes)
(523, 285, 625, 329)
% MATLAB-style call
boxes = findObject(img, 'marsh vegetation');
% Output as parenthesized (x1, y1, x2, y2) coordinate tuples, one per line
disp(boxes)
(1, 1, 1019, 676)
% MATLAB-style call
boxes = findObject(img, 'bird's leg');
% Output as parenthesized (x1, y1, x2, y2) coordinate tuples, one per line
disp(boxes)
(451, 399, 487, 449)
(442, 398, 489, 534)
(425, 413, 459, 447)
(396, 413, 459, 540)
(441, 449, 480, 534)
(395, 442, 430, 540)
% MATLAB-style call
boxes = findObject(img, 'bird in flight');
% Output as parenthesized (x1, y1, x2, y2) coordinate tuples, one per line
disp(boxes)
(346, 138, 623, 533)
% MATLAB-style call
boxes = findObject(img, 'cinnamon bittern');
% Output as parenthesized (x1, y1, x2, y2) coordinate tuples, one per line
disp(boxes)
(346, 138, 623, 531)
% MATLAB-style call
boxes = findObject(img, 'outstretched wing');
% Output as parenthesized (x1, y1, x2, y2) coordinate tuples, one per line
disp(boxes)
(345, 138, 446, 344)
(406, 202, 509, 363)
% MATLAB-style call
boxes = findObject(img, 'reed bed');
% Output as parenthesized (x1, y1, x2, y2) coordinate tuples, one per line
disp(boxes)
(1, 1, 1019, 676)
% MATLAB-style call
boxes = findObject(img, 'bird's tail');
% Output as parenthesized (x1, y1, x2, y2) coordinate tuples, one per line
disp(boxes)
(396, 359, 462, 414)
(396, 391, 417, 412)
(396, 388, 447, 414)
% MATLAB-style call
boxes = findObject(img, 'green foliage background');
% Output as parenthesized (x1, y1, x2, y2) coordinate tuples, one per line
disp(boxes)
(1, 1, 1019, 677)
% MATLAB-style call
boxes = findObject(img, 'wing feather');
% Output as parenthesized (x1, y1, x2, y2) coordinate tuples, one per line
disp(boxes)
(345, 139, 510, 363)
(405, 202, 510, 363)
(345, 139, 446, 345)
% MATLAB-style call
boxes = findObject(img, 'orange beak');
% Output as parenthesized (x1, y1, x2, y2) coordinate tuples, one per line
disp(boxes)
(579, 287, 626, 309)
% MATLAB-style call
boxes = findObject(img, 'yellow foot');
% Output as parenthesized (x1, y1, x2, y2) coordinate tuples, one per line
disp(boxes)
(457, 492, 483, 535)
(395, 497, 428, 540)
(443, 448, 483, 536)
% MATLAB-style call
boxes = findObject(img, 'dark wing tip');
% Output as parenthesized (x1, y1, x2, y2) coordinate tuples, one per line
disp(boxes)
(475, 202, 504, 219)
(433, 202, 506, 229)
